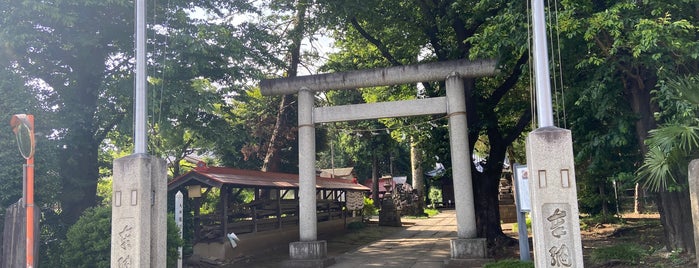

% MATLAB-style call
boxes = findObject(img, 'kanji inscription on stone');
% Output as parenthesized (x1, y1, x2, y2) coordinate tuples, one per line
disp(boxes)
(119, 224, 133, 250)
(114, 218, 137, 267)
(117, 254, 132, 268)
(543, 203, 575, 267)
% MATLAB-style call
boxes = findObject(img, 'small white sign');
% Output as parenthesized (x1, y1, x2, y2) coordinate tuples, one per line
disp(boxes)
(514, 164, 531, 212)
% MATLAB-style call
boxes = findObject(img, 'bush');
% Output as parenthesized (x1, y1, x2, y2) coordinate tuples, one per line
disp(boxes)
(362, 196, 378, 222)
(62, 206, 112, 268)
(428, 188, 442, 206)
(61, 206, 184, 267)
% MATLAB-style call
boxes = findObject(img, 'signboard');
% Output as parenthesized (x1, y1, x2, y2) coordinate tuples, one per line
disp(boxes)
(514, 164, 531, 212)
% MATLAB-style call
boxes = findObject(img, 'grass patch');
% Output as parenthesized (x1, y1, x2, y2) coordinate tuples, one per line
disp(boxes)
(424, 208, 439, 217)
(580, 213, 624, 229)
(590, 242, 648, 265)
(484, 259, 534, 268)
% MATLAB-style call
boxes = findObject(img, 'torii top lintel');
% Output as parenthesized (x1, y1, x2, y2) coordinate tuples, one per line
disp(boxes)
(259, 59, 497, 96)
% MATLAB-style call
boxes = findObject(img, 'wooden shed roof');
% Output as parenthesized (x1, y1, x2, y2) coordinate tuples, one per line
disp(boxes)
(168, 166, 370, 192)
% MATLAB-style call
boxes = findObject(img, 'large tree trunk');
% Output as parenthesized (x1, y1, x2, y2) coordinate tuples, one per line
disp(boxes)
(473, 143, 514, 247)
(463, 77, 515, 246)
(622, 69, 695, 253)
(410, 139, 425, 215)
(58, 86, 100, 224)
(261, 0, 307, 172)
(261, 94, 289, 172)
(623, 71, 656, 215)
(656, 189, 695, 252)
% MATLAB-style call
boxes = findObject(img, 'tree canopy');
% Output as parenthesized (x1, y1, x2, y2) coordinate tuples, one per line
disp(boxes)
(0, 0, 698, 260)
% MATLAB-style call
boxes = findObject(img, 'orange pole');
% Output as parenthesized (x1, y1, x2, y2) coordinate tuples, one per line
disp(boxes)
(26, 115, 35, 268)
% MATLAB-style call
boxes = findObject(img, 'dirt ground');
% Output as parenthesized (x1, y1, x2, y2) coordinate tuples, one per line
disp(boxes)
(242, 213, 697, 267)
(581, 213, 697, 267)
(494, 213, 698, 267)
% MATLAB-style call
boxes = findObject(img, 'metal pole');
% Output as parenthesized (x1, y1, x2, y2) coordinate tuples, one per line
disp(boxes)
(134, 0, 148, 154)
(531, 0, 554, 128)
(26, 115, 35, 268)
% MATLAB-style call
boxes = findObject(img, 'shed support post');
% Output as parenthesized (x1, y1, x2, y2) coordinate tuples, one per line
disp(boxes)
(277, 189, 282, 229)
(222, 186, 229, 236)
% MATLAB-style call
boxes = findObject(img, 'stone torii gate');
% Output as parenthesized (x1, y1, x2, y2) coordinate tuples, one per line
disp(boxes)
(260, 59, 496, 267)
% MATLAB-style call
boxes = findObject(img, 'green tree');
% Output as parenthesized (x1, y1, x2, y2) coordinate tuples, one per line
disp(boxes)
(317, 0, 533, 243)
(0, 0, 136, 223)
(559, 1, 699, 252)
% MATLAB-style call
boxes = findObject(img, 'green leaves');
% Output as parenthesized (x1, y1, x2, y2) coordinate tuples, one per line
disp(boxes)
(637, 125, 699, 191)
(638, 74, 699, 192)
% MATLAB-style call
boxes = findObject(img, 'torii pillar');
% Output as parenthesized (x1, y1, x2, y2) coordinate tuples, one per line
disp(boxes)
(260, 59, 496, 267)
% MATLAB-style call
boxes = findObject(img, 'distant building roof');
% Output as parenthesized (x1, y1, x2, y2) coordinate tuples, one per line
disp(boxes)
(362, 176, 396, 193)
(168, 165, 370, 192)
(319, 167, 355, 179)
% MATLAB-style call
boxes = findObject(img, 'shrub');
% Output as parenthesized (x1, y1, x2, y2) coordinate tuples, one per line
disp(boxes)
(62, 206, 112, 268)
(62, 206, 184, 267)
(362, 196, 378, 222)
(428, 188, 442, 206)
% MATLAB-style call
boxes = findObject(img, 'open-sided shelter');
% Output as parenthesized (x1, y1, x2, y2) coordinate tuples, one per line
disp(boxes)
(167, 163, 369, 261)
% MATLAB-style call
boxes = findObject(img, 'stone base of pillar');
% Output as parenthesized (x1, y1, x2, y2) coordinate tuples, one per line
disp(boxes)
(282, 241, 335, 268)
(445, 238, 489, 266)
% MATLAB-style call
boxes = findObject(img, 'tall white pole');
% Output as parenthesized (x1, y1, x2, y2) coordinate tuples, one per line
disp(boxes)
(134, 0, 148, 154)
(532, 0, 554, 128)
(175, 191, 184, 268)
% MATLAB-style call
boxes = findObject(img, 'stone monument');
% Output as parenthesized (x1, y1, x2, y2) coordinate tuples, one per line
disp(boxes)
(111, 154, 167, 267)
(379, 184, 402, 227)
(526, 127, 584, 267)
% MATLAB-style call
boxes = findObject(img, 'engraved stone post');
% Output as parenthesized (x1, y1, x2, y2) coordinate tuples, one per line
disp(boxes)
(688, 159, 699, 261)
(111, 154, 167, 267)
(526, 127, 584, 267)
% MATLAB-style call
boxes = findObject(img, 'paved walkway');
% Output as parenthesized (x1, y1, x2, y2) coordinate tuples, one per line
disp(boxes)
(329, 210, 459, 268)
